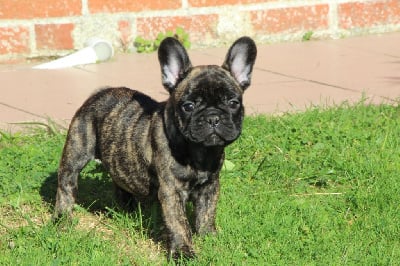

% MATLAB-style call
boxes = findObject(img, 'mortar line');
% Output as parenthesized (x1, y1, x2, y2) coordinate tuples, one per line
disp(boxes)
(256, 67, 398, 103)
(0, 102, 46, 119)
(256, 67, 361, 93)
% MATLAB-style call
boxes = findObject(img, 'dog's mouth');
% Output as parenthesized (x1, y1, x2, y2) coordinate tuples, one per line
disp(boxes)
(188, 128, 236, 147)
(204, 132, 225, 146)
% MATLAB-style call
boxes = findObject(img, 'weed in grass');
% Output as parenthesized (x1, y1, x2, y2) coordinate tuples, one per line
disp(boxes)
(1, 102, 400, 264)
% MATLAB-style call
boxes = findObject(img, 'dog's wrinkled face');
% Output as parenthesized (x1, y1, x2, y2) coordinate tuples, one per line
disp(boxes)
(158, 37, 257, 147)
(175, 66, 244, 146)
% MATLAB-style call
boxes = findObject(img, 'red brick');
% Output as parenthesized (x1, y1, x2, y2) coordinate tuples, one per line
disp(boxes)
(188, 0, 268, 7)
(88, 0, 181, 13)
(137, 14, 219, 41)
(35, 24, 75, 50)
(0, 26, 30, 55)
(0, 0, 81, 19)
(339, 0, 400, 29)
(119, 20, 132, 45)
(251, 4, 329, 34)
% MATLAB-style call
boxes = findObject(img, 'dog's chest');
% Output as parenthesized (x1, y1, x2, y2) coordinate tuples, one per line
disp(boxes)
(176, 169, 212, 203)
(171, 162, 211, 187)
(188, 170, 210, 189)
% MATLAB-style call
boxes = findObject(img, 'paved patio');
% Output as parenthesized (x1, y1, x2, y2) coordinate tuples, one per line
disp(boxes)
(1, 32, 399, 132)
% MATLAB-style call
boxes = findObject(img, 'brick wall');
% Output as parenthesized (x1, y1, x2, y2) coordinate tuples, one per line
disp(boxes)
(0, 0, 399, 62)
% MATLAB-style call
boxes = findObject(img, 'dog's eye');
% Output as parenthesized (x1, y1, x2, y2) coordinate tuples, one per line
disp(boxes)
(182, 102, 195, 113)
(228, 99, 240, 109)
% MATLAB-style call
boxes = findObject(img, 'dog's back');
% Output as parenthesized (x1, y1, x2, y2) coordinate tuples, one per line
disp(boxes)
(75, 87, 160, 124)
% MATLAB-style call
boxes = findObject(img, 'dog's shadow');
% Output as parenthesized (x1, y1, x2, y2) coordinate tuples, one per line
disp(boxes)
(40, 162, 166, 241)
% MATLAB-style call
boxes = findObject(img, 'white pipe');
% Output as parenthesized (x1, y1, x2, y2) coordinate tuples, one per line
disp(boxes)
(33, 38, 114, 69)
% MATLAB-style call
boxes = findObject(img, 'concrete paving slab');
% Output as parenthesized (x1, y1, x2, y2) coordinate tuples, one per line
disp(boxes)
(0, 104, 48, 133)
(243, 79, 376, 115)
(203, 36, 400, 87)
(330, 33, 400, 57)
(254, 39, 399, 102)
(1, 68, 97, 121)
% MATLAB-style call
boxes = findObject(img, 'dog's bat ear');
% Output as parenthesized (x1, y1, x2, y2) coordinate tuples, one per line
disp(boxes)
(158, 37, 192, 92)
(222, 36, 257, 90)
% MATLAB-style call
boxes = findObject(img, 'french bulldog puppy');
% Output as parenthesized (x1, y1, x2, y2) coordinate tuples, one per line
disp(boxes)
(53, 36, 257, 259)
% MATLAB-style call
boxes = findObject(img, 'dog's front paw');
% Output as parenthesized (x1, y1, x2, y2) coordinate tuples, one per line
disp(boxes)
(169, 243, 196, 261)
(197, 224, 217, 236)
(53, 185, 77, 221)
(52, 203, 73, 223)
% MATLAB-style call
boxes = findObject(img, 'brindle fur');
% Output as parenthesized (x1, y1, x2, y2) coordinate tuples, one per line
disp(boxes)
(54, 36, 257, 259)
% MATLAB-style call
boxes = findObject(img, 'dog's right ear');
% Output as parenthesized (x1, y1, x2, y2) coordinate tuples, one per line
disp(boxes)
(158, 37, 192, 93)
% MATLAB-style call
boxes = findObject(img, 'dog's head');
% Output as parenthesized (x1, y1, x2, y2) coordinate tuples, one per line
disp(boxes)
(159, 37, 257, 147)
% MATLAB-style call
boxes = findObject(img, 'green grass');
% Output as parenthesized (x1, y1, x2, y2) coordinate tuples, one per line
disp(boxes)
(1, 101, 400, 265)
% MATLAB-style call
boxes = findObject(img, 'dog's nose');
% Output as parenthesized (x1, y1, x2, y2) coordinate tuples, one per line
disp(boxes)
(207, 115, 220, 128)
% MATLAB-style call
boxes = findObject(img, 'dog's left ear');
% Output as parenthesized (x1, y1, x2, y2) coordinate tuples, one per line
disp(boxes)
(222, 37, 257, 90)
(158, 37, 192, 92)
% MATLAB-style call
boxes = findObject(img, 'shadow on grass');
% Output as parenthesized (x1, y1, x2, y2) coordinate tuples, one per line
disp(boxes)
(39, 164, 115, 213)
(39, 163, 165, 241)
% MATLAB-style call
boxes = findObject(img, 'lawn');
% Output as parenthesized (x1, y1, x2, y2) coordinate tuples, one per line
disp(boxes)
(1, 101, 399, 265)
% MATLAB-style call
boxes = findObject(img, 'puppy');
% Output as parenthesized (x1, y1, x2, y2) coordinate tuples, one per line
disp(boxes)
(53, 36, 257, 259)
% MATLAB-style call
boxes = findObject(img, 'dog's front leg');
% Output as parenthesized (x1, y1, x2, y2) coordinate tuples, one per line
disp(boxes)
(158, 179, 195, 260)
(192, 175, 220, 235)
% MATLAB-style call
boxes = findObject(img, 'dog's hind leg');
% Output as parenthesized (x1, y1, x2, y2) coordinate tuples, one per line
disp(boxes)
(53, 115, 97, 220)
